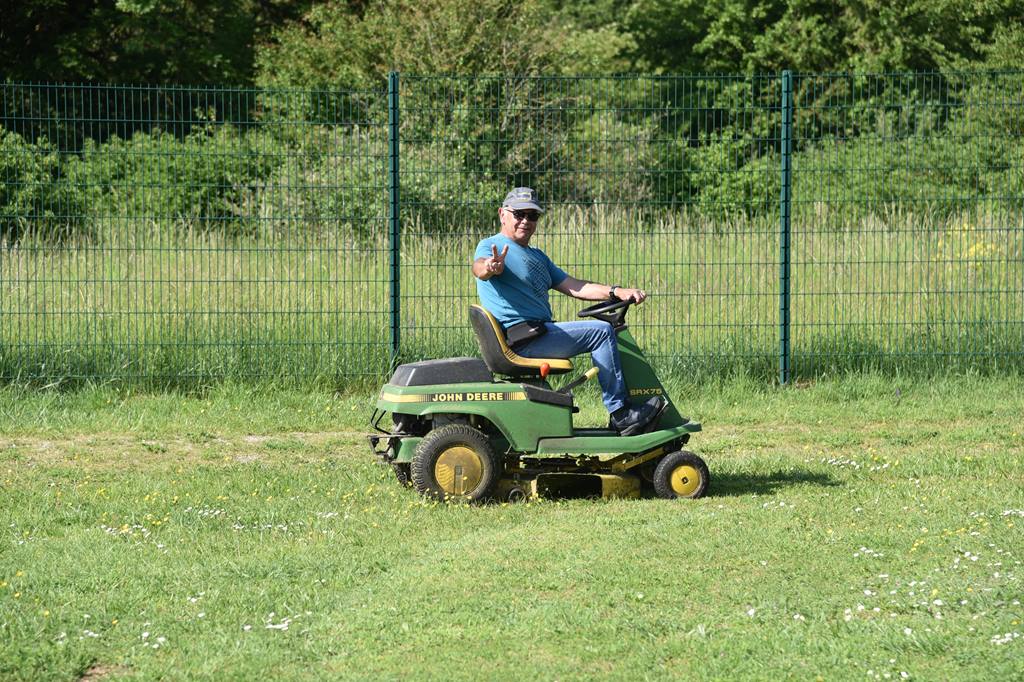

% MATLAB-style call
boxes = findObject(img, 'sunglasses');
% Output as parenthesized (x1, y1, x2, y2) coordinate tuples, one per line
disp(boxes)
(506, 209, 541, 222)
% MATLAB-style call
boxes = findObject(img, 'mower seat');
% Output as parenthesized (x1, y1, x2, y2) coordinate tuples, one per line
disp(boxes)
(469, 305, 573, 378)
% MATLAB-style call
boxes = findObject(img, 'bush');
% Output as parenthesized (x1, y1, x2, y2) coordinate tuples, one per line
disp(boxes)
(0, 127, 90, 244)
(399, 140, 506, 238)
(257, 126, 390, 244)
(82, 123, 276, 238)
(791, 129, 1024, 225)
(690, 130, 780, 219)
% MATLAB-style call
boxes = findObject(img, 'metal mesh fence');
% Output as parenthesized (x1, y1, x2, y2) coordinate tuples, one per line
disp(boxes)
(1, 74, 1021, 386)
(1, 83, 391, 386)
(397, 75, 782, 377)
(789, 72, 1024, 376)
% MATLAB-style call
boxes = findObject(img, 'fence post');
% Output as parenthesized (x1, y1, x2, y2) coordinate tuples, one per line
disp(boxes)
(778, 70, 793, 385)
(387, 71, 401, 367)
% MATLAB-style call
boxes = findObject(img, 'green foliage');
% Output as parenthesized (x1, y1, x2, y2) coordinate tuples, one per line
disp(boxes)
(81, 124, 277, 238)
(4, 70, 1022, 244)
(791, 133, 1024, 224)
(0, 128, 90, 244)
(690, 130, 779, 218)
(256, 0, 575, 91)
(625, 0, 1024, 74)
(257, 126, 389, 243)
(564, 110, 660, 203)
(788, 71, 1024, 223)
(976, 23, 1024, 70)
(4, 0, 1021, 88)
(400, 141, 507, 236)
(0, 0, 309, 84)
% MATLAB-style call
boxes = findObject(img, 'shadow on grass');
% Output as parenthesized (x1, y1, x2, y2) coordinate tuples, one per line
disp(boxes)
(709, 469, 842, 497)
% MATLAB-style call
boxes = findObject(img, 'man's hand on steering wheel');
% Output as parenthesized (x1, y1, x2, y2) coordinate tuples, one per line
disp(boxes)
(578, 286, 649, 321)
(611, 286, 647, 304)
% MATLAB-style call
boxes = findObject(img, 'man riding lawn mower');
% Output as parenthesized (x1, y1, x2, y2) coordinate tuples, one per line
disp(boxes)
(368, 187, 709, 503)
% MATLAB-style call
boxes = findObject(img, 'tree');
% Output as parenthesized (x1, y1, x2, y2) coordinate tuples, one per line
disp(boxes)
(0, 0, 310, 84)
(624, 0, 1024, 75)
(255, 0, 638, 90)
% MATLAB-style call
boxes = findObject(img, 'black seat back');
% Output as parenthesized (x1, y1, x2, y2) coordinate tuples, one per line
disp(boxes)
(469, 305, 572, 377)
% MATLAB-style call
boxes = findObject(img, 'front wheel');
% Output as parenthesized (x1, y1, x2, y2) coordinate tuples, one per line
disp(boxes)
(653, 451, 709, 499)
(411, 424, 501, 502)
(390, 462, 412, 487)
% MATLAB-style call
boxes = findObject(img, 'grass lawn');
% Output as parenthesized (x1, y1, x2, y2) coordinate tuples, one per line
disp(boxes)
(1, 374, 1022, 680)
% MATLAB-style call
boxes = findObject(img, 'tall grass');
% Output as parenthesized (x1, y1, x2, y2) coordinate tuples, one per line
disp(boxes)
(1, 206, 1022, 388)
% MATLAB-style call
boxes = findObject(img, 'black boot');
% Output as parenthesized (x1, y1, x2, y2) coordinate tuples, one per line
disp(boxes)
(609, 396, 668, 435)
(610, 400, 659, 436)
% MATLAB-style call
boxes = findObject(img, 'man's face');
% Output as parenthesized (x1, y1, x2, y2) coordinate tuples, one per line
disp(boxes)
(499, 207, 540, 246)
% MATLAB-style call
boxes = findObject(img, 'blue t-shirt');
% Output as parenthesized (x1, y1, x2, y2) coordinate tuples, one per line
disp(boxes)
(475, 234, 568, 328)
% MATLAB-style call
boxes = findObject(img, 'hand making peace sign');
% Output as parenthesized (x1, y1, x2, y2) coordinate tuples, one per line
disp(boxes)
(484, 244, 509, 276)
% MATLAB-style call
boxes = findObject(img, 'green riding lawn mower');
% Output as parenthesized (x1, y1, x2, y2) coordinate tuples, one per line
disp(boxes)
(368, 299, 709, 502)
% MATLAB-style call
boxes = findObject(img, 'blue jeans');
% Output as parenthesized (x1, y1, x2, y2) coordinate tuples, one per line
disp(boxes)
(516, 321, 627, 413)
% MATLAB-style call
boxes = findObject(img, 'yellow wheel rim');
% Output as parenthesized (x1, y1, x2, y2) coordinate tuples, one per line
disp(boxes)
(435, 446, 483, 496)
(669, 464, 702, 497)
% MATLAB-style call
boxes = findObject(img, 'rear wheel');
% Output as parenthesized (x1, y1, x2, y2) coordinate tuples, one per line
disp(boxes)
(653, 450, 709, 499)
(411, 424, 501, 502)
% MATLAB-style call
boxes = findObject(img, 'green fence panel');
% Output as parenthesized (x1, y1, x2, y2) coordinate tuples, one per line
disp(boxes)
(789, 72, 1024, 376)
(1, 82, 391, 387)
(396, 75, 783, 377)
(1, 73, 1022, 386)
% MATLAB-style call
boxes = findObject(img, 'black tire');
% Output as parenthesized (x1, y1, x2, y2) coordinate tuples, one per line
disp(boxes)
(653, 450, 709, 500)
(411, 424, 501, 502)
(391, 462, 412, 487)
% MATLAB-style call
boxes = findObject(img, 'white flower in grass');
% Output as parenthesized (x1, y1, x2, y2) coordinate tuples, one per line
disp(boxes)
(990, 632, 1020, 645)
(265, 612, 292, 631)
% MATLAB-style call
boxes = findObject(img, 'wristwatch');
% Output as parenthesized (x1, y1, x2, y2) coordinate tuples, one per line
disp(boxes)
(609, 285, 621, 299)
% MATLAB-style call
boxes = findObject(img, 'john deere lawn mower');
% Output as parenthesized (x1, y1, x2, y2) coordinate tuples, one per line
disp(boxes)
(368, 299, 708, 502)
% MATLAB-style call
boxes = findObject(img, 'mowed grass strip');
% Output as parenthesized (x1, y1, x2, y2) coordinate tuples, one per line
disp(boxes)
(0, 375, 1022, 680)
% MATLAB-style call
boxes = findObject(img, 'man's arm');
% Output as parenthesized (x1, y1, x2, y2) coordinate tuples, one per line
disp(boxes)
(554, 276, 647, 303)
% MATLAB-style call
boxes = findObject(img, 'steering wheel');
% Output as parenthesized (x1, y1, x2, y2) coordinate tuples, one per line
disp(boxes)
(578, 296, 633, 327)
(577, 297, 632, 318)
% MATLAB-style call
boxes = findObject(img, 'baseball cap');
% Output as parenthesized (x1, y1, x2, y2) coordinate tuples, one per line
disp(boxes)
(501, 187, 545, 213)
